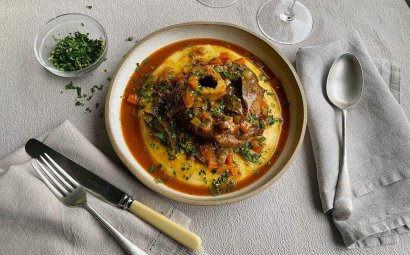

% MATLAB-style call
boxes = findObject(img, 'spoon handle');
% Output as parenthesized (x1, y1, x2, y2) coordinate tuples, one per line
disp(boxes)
(333, 109, 353, 221)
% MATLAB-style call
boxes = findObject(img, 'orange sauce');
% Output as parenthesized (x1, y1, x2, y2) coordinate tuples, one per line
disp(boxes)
(121, 38, 289, 196)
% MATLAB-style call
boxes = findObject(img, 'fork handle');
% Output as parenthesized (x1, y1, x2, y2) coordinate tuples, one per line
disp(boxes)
(129, 200, 202, 250)
(84, 203, 147, 255)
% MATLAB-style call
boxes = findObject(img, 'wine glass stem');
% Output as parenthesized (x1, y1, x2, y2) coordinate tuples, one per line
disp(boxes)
(284, 0, 297, 21)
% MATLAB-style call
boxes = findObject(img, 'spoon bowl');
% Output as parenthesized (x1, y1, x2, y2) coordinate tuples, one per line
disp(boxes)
(326, 53, 363, 221)
(327, 53, 363, 109)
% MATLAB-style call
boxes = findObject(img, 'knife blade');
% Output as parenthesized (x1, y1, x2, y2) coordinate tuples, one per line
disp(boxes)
(25, 139, 131, 208)
(25, 138, 202, 250)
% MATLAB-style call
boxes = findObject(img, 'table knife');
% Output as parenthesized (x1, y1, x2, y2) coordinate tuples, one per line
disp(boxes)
(25, 139, 201, 251)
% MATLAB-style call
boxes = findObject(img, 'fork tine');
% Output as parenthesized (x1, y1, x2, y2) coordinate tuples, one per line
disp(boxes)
(44, 153, 79, 187)
(40, 155, 74, 190)
(35, 159, 69, 195)
(32, 162, 63, 198)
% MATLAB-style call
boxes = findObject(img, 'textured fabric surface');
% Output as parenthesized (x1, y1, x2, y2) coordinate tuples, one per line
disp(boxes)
(0, 121, 205, 255)
(1, 0, 410, 254)
(296, 31, 410, 248)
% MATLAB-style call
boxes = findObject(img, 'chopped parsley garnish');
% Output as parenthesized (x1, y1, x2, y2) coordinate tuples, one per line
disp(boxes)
(48, 32, 104, 71)
(90, 85, 103, 93)
(258, 72, 270, 82)
(236, 142, 261, 163)
(153, 132, 166, 143)
(148, 164, 155, 173)
(125, 37, 134, 41)
(214, 66, 222, 73)
(195, 71, 204, 76)
(258, 136, 267, 146)
(219, 70, 240, 80)
(249, 113, 258, 122)
(209, 170, 237, 195)
(178, 140, 198, 157)
(63, 81, 104, 114)
(154, 178, 163, 183)
(85, 5, 92, 9)
(267, 116, 279, 126)
(210, 103, 225, 115)
(65, 81, 77, 90)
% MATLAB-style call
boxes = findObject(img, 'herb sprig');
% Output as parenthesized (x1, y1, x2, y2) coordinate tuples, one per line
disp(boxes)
(63, 81, 104, 113)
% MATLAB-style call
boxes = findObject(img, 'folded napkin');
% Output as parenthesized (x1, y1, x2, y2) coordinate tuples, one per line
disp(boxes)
(0, 120, 206, 255)
(296, 31, 410, 248)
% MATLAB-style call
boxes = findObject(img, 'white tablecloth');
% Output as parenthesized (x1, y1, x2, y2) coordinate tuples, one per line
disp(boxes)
(1, 0, 410, 254)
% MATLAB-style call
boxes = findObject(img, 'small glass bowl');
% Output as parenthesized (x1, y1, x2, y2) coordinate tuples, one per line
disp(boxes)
(34, 13, 108, 77)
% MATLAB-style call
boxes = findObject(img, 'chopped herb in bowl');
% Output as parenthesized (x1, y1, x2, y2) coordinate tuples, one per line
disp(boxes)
(48, 32, 105, 71)
(35, 14, 107, 77)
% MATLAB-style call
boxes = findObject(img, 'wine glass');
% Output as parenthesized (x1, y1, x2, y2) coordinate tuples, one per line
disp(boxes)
(197, 0, 239, 8)
(257, 0, 313, 44)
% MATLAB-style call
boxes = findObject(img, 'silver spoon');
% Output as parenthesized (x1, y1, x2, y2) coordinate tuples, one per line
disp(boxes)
(326, 53, 363, 221)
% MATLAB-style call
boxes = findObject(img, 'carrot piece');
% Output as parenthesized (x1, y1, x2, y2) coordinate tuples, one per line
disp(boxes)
(210, 57, 223, 65)
(219, 52, 230, 61)
(202, 147, 218, 170)
(207, 155, 218, 170)
(127, 94, 138, 105)
(232, 124, 240, 133)
(217, 164, 229, 174)
(233, 58, 246, 64)
(226, 152, 234, 166)
(208, 161, 218, 171)
(229, 165, 239, 176)
(183, 92, 194, 108)
(175, 74, 185, 81)
(200, 111, 211, 120)
(251, 140, 263, 153)
(188, 76, 199, 89)
(240, 121, 251, 133)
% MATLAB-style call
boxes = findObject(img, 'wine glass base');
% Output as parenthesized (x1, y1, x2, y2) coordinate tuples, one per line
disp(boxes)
(257, 0, 313, 44)
(197, 0, 239, 8)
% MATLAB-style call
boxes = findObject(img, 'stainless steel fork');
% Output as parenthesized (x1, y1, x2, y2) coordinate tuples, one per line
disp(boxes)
(32, 153, 147, 255)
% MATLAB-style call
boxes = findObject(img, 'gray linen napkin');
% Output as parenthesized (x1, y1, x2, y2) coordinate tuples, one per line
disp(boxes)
(296, 31, 410, 248)
(0, 120, 206, 255)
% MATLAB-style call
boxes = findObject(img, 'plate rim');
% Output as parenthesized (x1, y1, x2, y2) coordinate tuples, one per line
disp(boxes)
(105, 21, 307, 205)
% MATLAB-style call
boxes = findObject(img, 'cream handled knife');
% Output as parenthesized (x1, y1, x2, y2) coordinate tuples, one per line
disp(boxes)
(25, 139, 202, 251)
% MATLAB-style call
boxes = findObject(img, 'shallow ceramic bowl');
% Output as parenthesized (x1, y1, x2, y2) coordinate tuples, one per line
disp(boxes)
(105, 22, 306, 205)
